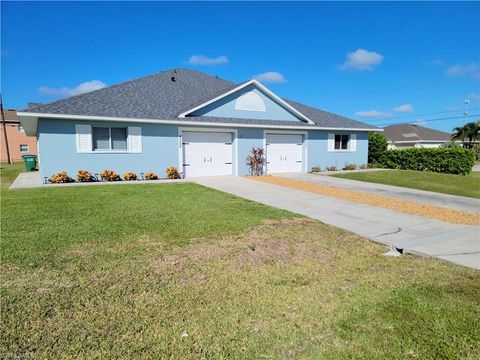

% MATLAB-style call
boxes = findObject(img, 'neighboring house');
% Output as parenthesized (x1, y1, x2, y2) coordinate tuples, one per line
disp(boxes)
(383, 124, 452, 149)
(18, 69, 379, 179)
(1, 109, 38, 162)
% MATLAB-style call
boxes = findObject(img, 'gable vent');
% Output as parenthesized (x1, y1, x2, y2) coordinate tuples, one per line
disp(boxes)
(235, 91, 266, 112)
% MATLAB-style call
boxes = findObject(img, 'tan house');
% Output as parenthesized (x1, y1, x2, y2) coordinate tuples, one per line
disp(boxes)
(383, 124, 452, 150)
(1, 109, 38, 162)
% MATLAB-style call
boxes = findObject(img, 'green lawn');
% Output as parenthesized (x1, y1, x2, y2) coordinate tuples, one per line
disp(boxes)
(333, 170, 480, 199)
(1, 165, 479, 358)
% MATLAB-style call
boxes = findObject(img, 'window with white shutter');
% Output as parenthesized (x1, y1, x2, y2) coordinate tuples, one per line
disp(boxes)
(327, 133, 335, 152)
(128, 126, 142, 153)
(349, 134, 357, 151)
(76, 124, 92, 152)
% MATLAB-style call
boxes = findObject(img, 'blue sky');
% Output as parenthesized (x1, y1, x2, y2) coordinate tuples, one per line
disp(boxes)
(1, 1, 479, 132)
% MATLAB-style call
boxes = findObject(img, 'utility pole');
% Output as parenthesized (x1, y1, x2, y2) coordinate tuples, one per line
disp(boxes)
(464, 99, 470, 126)
(0, 95, 12, 164)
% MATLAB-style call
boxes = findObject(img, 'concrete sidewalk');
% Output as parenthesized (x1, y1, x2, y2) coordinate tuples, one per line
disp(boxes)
(279, 172, 480, 214)
(195, 176, 480, 269)
(9, 172, 44, 189)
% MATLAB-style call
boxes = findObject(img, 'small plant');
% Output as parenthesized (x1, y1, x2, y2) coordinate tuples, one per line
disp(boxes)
(123, 172, 137, 181)
(343, 164, 357, 171)
(145, 172, 159, 180)
(326, 166, 337, 171)
(76, 170, 94, 182)
(166, 167, 181, 179)
(246, 147, 264, 176)
(100, 169, 120, 181)
(49, 171, 73, 184)
(359, 164, 368, 169)
(311, 166, 321, 173)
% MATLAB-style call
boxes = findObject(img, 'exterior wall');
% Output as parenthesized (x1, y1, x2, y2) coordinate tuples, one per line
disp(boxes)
(1, 122, 38, 162)
(37, 118, 369, 179)
(237, 128, 264, 175)
(38, 118, 179, 179)
(191, 84, 301, 122)
(307, 130, 368, 170)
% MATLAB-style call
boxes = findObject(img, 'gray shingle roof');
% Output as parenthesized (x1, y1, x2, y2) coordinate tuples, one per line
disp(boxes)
(25, 68, 376, 130)
(383, 124, 451, 142)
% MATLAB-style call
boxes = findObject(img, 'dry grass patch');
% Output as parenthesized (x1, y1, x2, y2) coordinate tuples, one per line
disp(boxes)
(154, 219, 333, 285)
(249, 176, 480, 225)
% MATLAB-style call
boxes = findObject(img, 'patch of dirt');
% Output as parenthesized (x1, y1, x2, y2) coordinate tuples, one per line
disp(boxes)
(152, 220, 333, 285)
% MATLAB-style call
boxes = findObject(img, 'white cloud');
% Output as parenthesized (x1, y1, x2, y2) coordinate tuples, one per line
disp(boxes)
(340, 49, 384, 71)
(393, 104, 414, 113)
(38, 80, 107, 97)
(424, 59, 444, 66)
(187, 55, 229, 65)
(355, 110, 392, 119)
(446, 62, 480, 80)
(253, 71, 287, 84)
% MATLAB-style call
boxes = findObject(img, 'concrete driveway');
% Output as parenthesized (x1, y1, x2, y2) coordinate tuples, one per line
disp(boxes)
(195, 175, 480, 270)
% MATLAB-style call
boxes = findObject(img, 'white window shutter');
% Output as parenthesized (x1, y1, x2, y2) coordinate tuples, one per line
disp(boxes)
(328, 133, 335, 152)
(76, 124, 92, 152)
(350, 134, 357, 151)
(128, 126, 142, 153)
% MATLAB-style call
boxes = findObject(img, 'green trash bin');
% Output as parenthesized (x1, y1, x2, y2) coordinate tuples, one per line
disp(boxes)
(22, 155, 37, 172)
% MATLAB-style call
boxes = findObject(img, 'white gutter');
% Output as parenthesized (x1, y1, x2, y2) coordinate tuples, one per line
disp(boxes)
(393, 140, 452, 144)
(17, 111, 382, 136)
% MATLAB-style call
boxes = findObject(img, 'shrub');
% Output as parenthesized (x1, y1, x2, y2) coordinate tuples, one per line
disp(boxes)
(473, 144, 480, 160)
(76, 170, 94, 182)
(145, 172, 159, 180)
(326, 166, 337, 171)
(368, 132, 388, 164)
(379, 147, 475, 175)
(246, 147, 264, 176)
(123, 172, 137, 181)
(166, 167, 181, 179)
(49, 171, 73, 184)
(343, 164, 357, 171)
(100, 169, 120, 181)
(311, 166, 321, 173)
(359, 164, 368, 169)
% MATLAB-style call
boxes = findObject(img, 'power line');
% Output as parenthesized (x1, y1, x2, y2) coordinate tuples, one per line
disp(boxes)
(375, 114, 479, 127)
(366, 107, 480, 122)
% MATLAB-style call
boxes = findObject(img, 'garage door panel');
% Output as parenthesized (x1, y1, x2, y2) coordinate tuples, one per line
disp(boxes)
(266, 134, 303, 174)
(182, 131, 233, 177)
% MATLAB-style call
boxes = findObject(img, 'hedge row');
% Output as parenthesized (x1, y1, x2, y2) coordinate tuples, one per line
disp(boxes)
(378, 147, 475, 175)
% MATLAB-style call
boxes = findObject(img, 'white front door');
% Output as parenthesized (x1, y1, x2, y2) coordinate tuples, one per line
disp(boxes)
(266, 134, 303, 173)
(182, 131, 233, 177)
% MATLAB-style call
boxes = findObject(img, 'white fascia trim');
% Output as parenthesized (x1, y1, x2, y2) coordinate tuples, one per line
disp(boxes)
(16, 112, 382, 132)
(394, 140, 451, 144)
(177, 79, 316, 124)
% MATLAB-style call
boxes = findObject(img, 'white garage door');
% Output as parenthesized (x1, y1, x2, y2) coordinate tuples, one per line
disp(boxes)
(182, 131, 233, 177)
(266, 134, 303, 173)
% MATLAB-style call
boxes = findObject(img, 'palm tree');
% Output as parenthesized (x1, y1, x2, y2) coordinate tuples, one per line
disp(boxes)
(452, 121, 480, 148)
(465, 121, 480, 148)
(452, 125, 468, 146)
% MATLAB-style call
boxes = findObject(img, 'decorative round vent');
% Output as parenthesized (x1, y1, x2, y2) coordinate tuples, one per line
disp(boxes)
(235, 91, 266, 112)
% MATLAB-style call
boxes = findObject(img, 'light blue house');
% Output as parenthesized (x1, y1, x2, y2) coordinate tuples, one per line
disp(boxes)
(18, 69, 379, 180)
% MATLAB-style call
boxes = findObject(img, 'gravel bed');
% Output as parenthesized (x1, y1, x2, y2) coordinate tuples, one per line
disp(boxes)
(250, 176, 480, 225)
